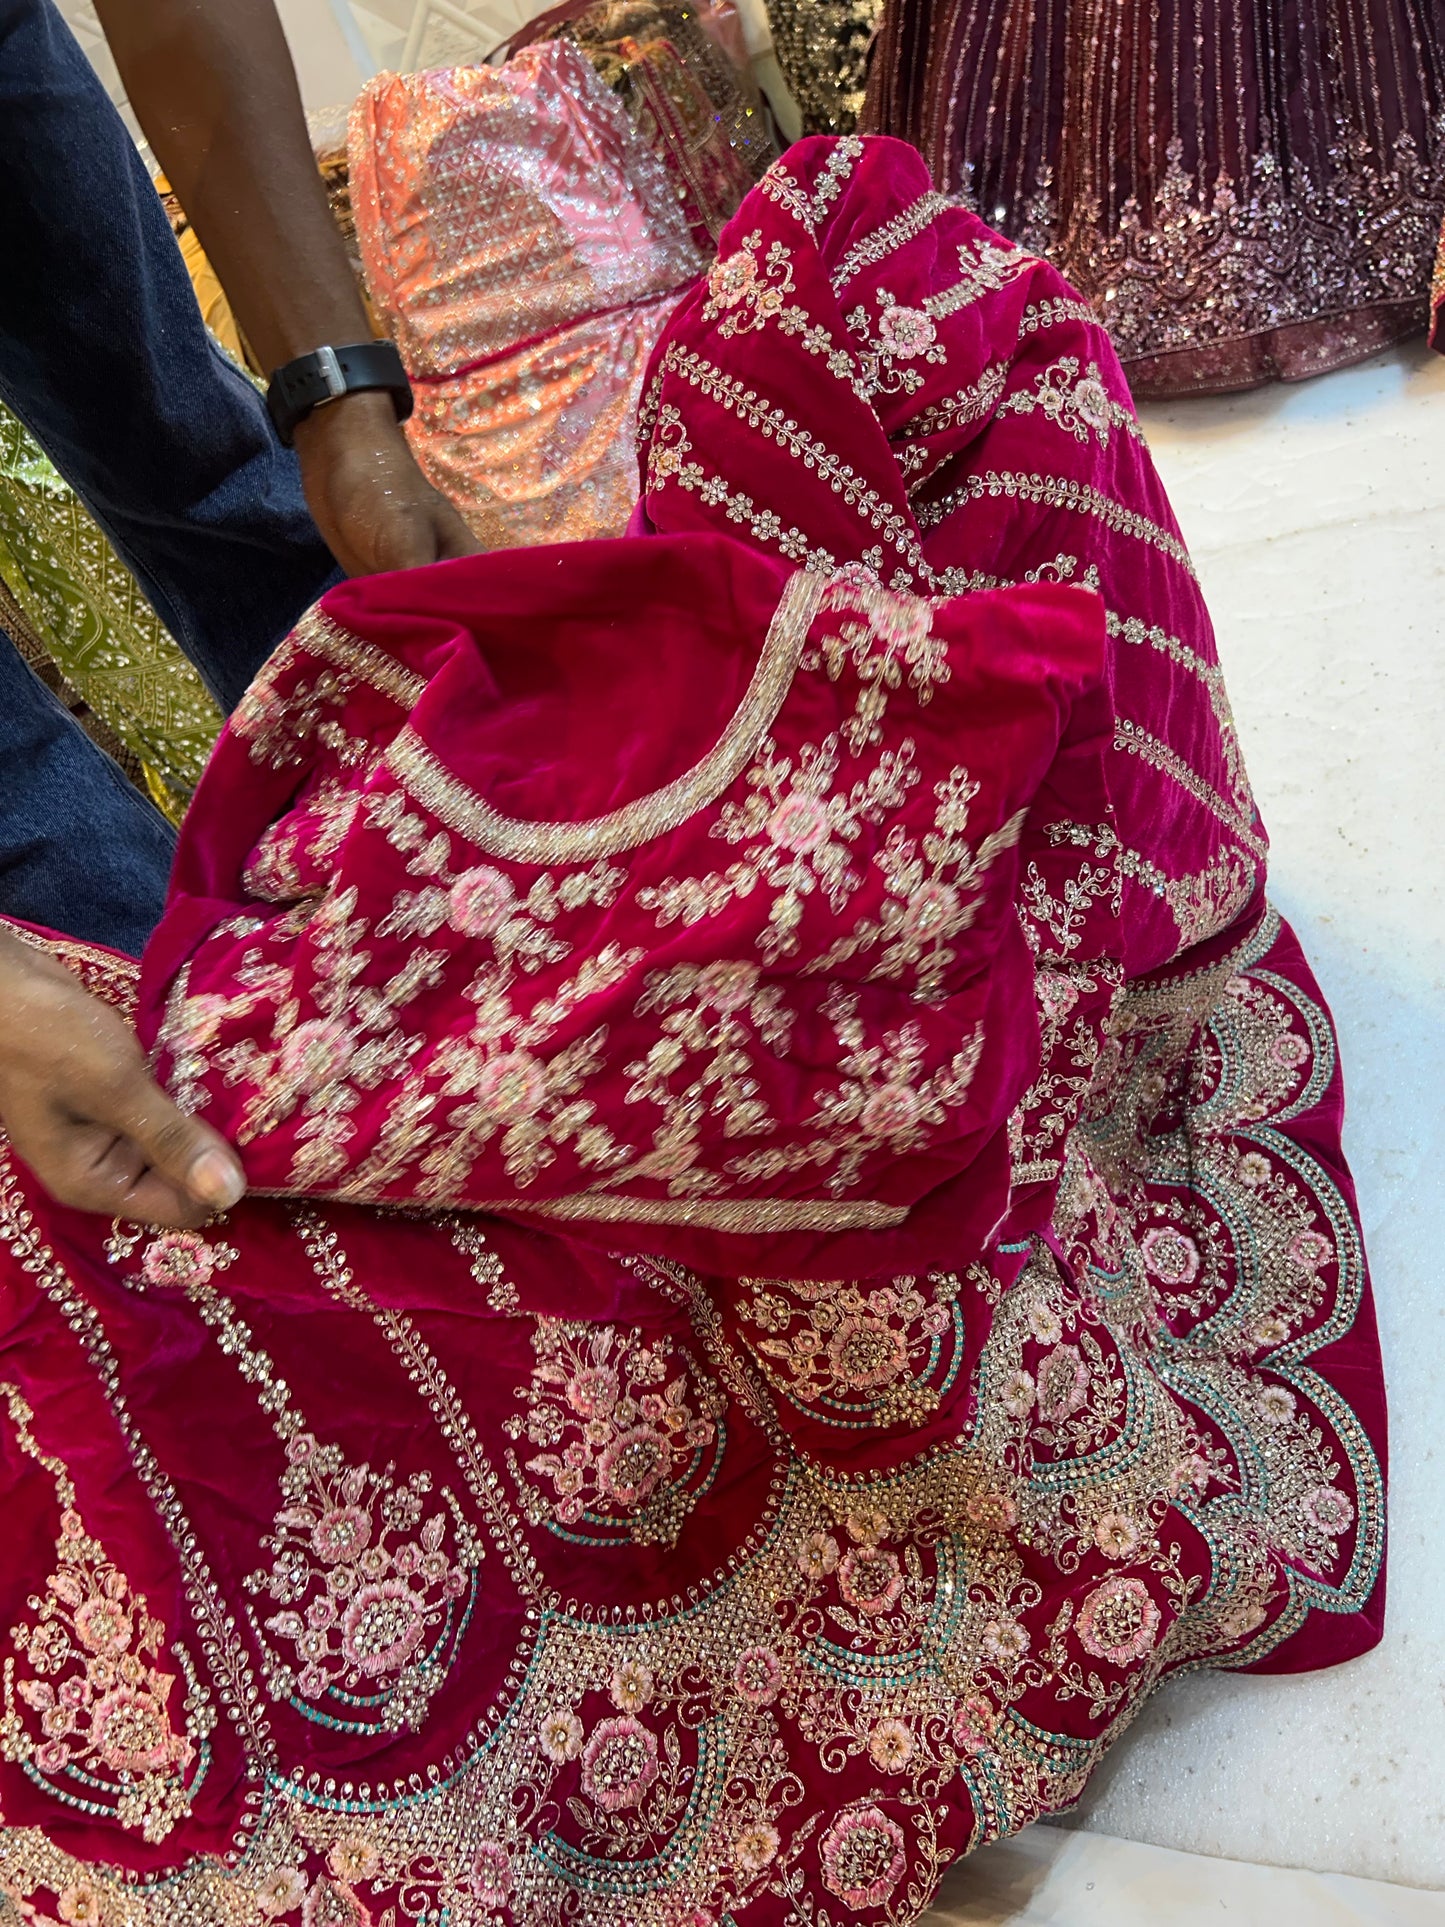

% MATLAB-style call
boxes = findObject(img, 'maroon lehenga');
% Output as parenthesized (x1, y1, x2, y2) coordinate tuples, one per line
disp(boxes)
(863, 0, 1445, 396)
(0, 137, 1386, 1927)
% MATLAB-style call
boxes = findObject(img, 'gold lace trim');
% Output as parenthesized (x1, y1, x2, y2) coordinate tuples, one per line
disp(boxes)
(476, 1190, 908, 1231)
(291, 607, 429, 710)
(1114, 719, 1266, 857)
(383, 569, 824, 864)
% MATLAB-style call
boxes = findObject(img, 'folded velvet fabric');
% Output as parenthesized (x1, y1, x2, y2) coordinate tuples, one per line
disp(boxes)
(140, 531, 1110, 1278)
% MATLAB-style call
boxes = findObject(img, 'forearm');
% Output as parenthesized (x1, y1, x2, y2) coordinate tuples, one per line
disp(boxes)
(92, 0, 368, 372)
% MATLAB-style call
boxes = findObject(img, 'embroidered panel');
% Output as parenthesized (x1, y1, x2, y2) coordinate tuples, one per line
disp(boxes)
(0, 905, 1383, 1926)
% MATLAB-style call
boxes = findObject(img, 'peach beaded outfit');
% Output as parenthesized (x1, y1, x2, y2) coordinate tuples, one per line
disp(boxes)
(349, 43, 708, 549)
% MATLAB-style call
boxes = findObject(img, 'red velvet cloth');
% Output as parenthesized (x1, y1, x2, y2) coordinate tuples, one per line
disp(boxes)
(138, 533, 1108, 1279)
(0, 136, 1384, 1927)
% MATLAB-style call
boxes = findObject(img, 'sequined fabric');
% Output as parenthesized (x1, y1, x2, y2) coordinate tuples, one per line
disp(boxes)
(349, 44, 709, 547)
(0, 401, 221, 818)
(863, 0, 1445, 396)
(1430, 206, 1445, 351)
(763, 0, 886, 135)
(531, 0, 779, 246)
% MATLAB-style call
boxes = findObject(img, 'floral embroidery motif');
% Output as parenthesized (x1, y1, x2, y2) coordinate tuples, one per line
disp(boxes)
(1047, 818, 1257, 952)
(639, 730, 918, 963)
(806, 768, 1028, 1003)
(844, 292, 947, 399)
(808, 569, 950, 754)
(0, 1386, 212, 1843)
(819, 1804, 908, 1908)
(0, 906, 1386, 1927)
(597, 960, 793, 1196)
(1074, 1576, 1163, 1668)
(737, 1271, 963, 1427)
(122, 1230, 484, 1734)
(504, 1321, 727, 1546)
(376, 844, 626, 976)
(247, 1431, 476, 1734)
(399, 949, 641, 1202)
(729, 987, 985, 1196)
(998, 356, 1143, 448)
(0, 117, 1394, 1927)
(645, 344, 935, 581)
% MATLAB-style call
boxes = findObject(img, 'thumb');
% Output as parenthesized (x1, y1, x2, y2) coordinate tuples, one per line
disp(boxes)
(112, 1078, 246, 1215)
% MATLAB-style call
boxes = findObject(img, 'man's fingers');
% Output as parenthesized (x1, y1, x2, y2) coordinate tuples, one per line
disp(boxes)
(19, 1124, 208, 1227)
(117, 1165, 219, 1230)
(109, 1083, 246, 1215)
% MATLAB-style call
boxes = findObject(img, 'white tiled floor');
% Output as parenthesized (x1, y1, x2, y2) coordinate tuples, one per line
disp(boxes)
(928, 338, 1445, 1921)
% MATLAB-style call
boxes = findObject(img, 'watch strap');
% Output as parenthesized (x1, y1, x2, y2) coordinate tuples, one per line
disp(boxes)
(266, 340, 414, 446)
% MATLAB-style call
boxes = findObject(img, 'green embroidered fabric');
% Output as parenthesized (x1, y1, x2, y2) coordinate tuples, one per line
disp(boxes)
(0, 400, 222, 822)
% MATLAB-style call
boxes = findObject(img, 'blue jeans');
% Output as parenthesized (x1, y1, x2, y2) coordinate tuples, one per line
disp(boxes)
(0, 0, 340, 955)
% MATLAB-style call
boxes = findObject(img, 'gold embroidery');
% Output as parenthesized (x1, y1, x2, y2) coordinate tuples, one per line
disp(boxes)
(471, 1191, 907, 1230)
(758, 135, 865, 235)
(803, 767, 1029, 1003)
(349, 948, 641, 1205)
(916, 470, 1197, 579)
(1047, 820, 1258, 951)
(652, 343, 931, 577)
(1106, 610, 1253, 815)
(997, 356, 1145, 448)
(503, 1320, 726, 1547)
(704, 234, 863, 394)
(1113, 719, 1267, 856)
(897, 360, 1011, 444)
(644, 399, 839, 571)
(729, 985, 985, 1197)
(0, 1385, 213, 1844)
(843, 290, 949, 401)
(123, 1229, 483, 1734)
(294, 1214, 553, 1608)
(924, 236, 1038, 319)
(637, 727, 920, 962)
(0, 1151, 275, 1773)
(1018, 297, 1105, 339)
(829, 190, 954, 295)
(737, 1271, 964, 1428)
(231, 607, 428, 771)
(383, 571, 824, 866)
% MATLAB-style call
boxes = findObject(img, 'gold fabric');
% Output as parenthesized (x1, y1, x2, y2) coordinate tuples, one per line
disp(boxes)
(758, 0, 884, 134)
(0, 402, 221, 820)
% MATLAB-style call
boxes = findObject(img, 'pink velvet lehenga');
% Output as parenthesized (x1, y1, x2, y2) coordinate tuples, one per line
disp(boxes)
(0, 137, 1384, 1927)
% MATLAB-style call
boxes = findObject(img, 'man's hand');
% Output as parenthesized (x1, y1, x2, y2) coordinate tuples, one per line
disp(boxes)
(0, 935, 245, 1227)
(94, 0, 479, 578)
(294, 391, 479, 577)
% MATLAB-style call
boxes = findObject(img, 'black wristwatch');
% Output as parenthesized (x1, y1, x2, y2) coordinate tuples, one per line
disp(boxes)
(265, 340, 414, 446)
